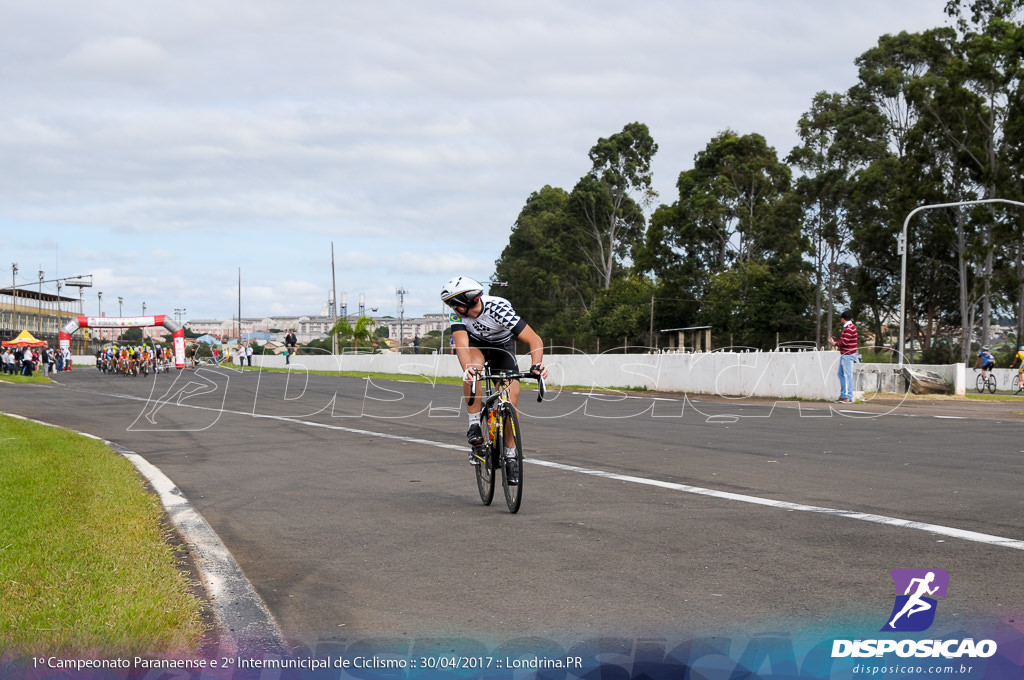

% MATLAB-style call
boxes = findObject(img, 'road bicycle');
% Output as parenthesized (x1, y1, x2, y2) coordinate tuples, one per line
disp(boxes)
(1012, 369, 1023, 395)
(467, 366, 546, 514)
(974, 368, 997, 394)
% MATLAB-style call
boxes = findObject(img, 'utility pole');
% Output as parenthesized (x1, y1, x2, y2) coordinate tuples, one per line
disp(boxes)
(330, 242, 338, 355)
(649, 295, 655, 350)
(397, 287, 408, 353)
(11, 263, 18, 330)
(37, 270, 43, 334)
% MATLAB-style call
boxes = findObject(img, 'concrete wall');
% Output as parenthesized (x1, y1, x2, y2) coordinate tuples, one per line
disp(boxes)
(855, 362, 965, 397)
(968, 366, 1021, 393)
(72, 351, 976, 400)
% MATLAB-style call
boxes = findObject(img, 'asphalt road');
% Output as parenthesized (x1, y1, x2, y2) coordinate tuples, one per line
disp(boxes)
(3, 366, 1024, 658)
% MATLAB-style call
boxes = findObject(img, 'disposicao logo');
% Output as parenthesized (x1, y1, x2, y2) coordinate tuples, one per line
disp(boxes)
(882, 568, 949, 632)
(831, 568, 998, 659)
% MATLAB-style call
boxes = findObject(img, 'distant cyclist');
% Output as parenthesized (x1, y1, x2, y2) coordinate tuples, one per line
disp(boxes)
(975, 346, 996, 379)
(440, 276, 548, 464)
(1009, 346, 1024, 389)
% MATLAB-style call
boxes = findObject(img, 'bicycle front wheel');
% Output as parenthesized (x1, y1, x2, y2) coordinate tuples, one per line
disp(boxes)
(475, 447, 495, 505)
(475, 409, 496, 505)
(987, 375, 997, 394)
(1014, 374, 1021, 393)
(498, 405, 524, 514)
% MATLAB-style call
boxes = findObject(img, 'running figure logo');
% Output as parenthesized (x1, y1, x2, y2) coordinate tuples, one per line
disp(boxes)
(882, 569, 950, 632)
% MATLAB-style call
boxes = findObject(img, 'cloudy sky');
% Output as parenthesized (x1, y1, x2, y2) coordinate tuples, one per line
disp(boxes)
(2, 0, 954, 323)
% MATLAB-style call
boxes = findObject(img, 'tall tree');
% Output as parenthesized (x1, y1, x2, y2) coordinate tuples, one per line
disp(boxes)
(849, 32, 944, 355)
(492, 185, 594, 345)
(789, 90, 882, 346)
(939, 0, 1024, 349)
(643, 130, 811, 347)
(675, 130, 793, 267)
(571, 122, 658, 290)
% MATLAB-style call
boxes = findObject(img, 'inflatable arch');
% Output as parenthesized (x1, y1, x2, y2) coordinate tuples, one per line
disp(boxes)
(60, 315, 186, 369)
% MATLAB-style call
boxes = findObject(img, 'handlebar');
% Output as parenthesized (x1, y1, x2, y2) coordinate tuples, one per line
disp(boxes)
(468, 370, 546, 407)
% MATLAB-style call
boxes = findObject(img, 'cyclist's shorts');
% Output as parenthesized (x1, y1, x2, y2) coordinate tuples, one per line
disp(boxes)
(983, 361, 995, 371)
(469, 336, 519, 376)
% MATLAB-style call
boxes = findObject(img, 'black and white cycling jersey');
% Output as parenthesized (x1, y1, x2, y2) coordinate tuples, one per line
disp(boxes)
(449, 295, 527, 344)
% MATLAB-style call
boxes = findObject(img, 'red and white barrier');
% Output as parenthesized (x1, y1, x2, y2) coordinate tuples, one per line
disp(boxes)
(60, 315, 186, 369)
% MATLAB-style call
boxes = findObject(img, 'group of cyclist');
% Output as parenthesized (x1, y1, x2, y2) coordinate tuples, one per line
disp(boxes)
(974, 344, 1024, 392)
(96, 344, 172, 376)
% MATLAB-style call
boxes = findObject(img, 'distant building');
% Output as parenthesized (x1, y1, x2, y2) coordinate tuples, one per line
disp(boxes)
(378, 313, 448, 344)
(185, 311, 449, 347)
(186, 316, 307, 341)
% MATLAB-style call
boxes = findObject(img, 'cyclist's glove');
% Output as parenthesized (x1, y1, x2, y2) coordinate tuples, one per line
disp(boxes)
(529, 363, 543, 377)
(462, 366, 481, 381)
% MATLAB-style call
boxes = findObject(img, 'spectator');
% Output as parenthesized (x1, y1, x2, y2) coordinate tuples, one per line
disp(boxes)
(828, 310, 858, 403)
(284, 330, 297, 365)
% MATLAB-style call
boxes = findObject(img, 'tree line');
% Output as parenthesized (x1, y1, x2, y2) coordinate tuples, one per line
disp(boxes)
(493, 0, 1024, 361)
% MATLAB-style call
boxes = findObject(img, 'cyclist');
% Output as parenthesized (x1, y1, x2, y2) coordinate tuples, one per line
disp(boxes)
(440, 276, 549, 471)
(975, 346, 996, 379)
(1009, 345, 1024, 390)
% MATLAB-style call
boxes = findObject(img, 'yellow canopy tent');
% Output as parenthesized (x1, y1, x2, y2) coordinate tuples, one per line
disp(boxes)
(2, 330, 47, 348)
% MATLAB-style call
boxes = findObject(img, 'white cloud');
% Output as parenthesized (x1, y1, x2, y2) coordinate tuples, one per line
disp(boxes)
(0, 0, 954, 322)
(59, 36, 168, 81)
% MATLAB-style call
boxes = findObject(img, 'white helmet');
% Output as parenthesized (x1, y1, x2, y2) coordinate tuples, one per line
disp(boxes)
(440, 276, 484, 308)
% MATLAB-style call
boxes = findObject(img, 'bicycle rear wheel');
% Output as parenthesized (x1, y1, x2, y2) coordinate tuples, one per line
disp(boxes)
(976, 373, 986, 393)
(498, 405, 524, 514)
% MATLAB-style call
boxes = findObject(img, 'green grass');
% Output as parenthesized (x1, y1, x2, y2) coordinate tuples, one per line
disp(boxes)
(0, 372, 50, 385)
(964, 391, 1024, 402)
(0, 415, 206, 658)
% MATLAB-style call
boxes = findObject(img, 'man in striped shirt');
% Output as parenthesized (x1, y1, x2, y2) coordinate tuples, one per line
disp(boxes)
(828, 309, 858, 403)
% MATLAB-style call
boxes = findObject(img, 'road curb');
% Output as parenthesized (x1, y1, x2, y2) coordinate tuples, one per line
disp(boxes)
(2, 412, 288, 657)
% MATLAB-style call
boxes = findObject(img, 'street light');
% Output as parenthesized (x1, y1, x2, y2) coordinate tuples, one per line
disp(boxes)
(118, 297, 123, 317)
(97, 291, 103, 344)
(898, 198, 1024, 367)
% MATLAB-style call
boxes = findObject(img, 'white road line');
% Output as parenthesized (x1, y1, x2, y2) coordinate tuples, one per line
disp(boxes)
(528, 459, 1024, 551)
